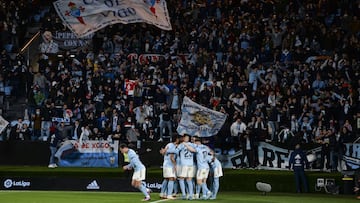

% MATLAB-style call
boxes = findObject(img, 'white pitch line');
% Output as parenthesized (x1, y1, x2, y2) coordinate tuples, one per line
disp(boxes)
(150, 198, 171, 203)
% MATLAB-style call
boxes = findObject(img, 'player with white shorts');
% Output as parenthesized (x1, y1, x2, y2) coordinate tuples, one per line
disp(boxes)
(209, 156, 223, 200)
(120, 144, 151, 201)
(193, 137, 212, 200)
(175, 134, 196, 200)
(159, 135, 179, 199)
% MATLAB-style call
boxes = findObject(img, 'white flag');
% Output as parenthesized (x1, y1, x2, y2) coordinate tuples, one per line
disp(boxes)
(0, 115, 9, 134)
(177, 97, 227, 137)
(53, 0, 172, 38)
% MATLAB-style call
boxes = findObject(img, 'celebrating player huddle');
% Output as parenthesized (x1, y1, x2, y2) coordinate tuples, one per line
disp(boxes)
(159, 134, 223, 200)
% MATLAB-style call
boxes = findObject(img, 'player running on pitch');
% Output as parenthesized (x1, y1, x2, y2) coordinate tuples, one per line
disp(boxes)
(120, 143, 151, 201)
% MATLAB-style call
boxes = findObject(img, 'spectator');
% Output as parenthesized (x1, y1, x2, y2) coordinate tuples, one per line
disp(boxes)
(158, 103, 172, 142)
(92, 127, 105, 140)
(316, 129, 332, 171)
(126, 124, 140, 148)
(19, 123, 31, 141)
(112, 124, 126, 143)
(330, 129, 345, 172)
(268, 106, 280, 142)
(134, 105, 146, 127)
(71, 120, 82, 140)
(57, 122, 70, 140)
(33, 85, 45, 106)
(33, 72, 48, 97)
(311, 73, 326, 94)
(97, 111, 109, 133)
(342, 126, 355, 144)
(230, 117, 247, 151)
(30, 108, 41, 140)
(39, 31, 59, 55)
(168, 88, 182, 118)
(110, 110, 120, 133)
(240, 129, 256, 168)
(9, 117, 24, 140)
(79, 125, 91, 143)
(253, 116, 268, 142)
(2, 0, 357, 166)
(40, 101, 54, 141)
(289, 144, 309, 193)
(142, 117, 155, 141)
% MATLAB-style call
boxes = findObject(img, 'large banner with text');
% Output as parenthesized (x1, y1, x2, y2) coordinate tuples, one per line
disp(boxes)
(217, 142, 358, 171)
(53, 0, 172, 38)
(55, 140, 119, 168)
(53, 31, 94, 50)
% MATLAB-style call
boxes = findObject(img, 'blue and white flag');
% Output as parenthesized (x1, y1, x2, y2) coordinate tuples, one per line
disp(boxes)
(177, 96, 227, 137)
(53, 0, 172, 38)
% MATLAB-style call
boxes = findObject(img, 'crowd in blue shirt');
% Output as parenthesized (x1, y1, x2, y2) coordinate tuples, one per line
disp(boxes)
(0, 1, 359, 163)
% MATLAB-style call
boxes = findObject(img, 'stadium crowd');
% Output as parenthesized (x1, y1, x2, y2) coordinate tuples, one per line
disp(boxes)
(0, 0, 360, 171)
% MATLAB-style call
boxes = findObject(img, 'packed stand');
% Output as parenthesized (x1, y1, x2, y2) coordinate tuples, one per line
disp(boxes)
(5, 1, 360, 170)
(0, 0, 50, 127)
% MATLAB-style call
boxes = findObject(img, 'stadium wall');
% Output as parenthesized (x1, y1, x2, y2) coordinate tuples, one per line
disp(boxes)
(0, 141, 350, 194)
(0, 167, 348, 194)
(0, 141, 164, 167)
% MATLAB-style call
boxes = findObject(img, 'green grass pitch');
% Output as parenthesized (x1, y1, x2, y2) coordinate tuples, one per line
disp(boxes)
(0, 191, 358, 203)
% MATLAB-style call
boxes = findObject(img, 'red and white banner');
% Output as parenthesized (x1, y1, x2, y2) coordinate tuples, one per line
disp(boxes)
(127, 53, 164, 65)
(125, 79, 136, 96)
(53, 0, 172, 38)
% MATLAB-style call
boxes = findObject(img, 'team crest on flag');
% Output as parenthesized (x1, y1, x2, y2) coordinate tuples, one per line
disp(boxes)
(177, 96, 227, 137)
(65, 2, 86, 25)
(144, 0, 160, 17)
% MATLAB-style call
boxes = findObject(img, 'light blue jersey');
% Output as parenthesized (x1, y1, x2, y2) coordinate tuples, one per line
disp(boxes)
(127, 149, 145, 171)
(177, 142, 196, 166)
(195, 144, 212, 169)
(163, 142, 177, 168)
(209, 157, 222, 200)
(211, 158, 222, 170)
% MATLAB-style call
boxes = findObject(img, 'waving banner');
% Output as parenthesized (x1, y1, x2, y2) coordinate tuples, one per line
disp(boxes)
(177, 96, 227, 137)
(53, 0, 172, 38)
